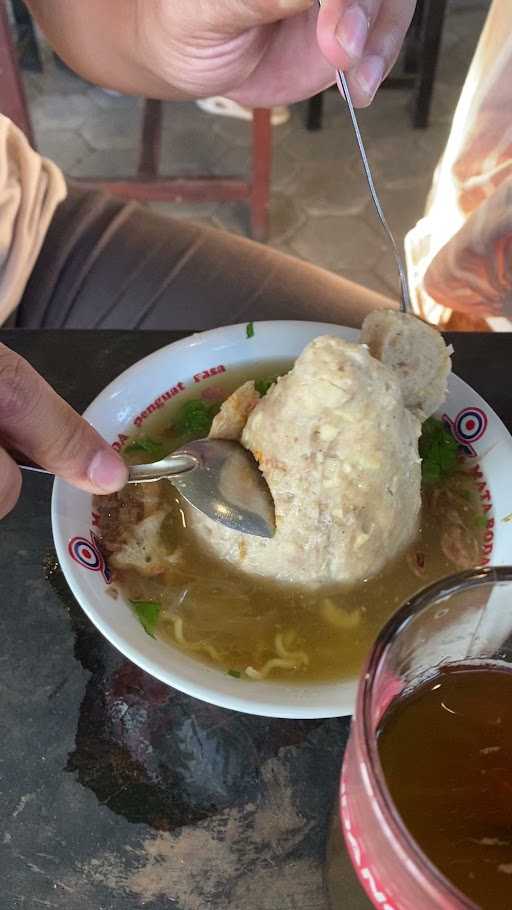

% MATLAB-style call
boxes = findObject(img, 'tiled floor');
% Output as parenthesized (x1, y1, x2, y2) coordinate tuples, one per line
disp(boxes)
(23, 0, 490, 301)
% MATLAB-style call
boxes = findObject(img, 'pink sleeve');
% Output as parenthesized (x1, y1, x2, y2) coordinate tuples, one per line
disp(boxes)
(424, 178, 512, 319)
(405, 0, 512, 326)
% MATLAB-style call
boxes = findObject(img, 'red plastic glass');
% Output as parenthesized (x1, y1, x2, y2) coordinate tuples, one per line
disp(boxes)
(340, 566, 512, 910)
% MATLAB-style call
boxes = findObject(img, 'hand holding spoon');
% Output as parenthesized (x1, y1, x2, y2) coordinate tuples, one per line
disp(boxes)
(16, 437, 276, 539)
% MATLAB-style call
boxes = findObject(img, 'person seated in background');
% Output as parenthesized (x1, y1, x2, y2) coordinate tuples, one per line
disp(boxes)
(406, 0, 512, 334)
(0, 0, 417, 521)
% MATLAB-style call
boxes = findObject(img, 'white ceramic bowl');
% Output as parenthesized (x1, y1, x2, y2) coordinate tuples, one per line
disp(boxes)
(52, 321, 512, 718)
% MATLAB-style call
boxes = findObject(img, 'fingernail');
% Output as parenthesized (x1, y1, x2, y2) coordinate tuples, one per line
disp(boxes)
(335, 4, 369, 60)
(353, 54, 385, 101)
(88, 448, 128, 493)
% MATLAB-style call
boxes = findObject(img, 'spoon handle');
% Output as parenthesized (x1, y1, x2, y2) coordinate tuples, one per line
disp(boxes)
(9, 450, 50, 475)
(13, 452, 198, 484)
(17, 461, 50, 475)
(126, 452, 197, 484)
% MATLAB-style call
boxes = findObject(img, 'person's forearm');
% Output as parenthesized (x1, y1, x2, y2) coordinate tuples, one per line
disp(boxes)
(27, 0, 189, 99)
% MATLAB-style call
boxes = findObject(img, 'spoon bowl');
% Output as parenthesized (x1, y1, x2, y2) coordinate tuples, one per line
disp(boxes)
(127, 437, 276, 538)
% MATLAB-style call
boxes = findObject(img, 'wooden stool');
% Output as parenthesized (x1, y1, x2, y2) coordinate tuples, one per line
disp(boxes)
(0, 2, 271, 241)
(89, 99, 272, 243)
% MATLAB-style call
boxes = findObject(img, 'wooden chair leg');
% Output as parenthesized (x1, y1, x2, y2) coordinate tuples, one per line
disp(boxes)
(81, 101, 272, 241)
(250, 108, 271, 243)
(138, 99, 163, 178)
(404, 0, 424, 75)
(11, 0, 42, 72)
(0, 0, 34, 143)
(306, 93, 324, 132)
(412, 0, 448, 129)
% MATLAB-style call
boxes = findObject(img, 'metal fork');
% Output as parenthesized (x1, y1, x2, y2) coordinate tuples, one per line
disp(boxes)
(336, 70, 412, 313)
(327, 57, 411, 313)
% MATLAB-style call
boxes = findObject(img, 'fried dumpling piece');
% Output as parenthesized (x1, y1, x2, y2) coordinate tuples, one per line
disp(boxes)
(209, 380, 260, 440)
(360, 310, 451, 420)
(110, 510, 170, 576)
(186, 335, 422, 588)
(109, 483, 180, 577)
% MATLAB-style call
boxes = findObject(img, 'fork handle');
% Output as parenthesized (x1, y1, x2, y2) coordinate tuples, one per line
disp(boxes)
(335, 69, 410, 314)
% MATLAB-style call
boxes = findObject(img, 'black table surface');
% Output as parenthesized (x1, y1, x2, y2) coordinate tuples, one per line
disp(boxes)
(1, 330, 511, 910)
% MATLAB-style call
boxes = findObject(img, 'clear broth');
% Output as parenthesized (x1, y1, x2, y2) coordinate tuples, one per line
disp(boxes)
(95, 363, 486, 684)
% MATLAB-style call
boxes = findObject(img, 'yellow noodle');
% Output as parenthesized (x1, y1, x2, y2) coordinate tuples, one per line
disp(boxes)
(171, 616, 222, 663)
(321, 598, 361, 630)
(274, 631, 309, 665)
(245, 658, 299, 680)
(282, 629, 296, 649)
(173, 616, 185, 642)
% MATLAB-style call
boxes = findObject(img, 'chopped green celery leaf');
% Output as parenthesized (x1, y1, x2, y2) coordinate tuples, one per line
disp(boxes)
(228, 669, 241, 678)
(172, 399, 220, 438)
(130, 600, 161, 638)
(246, 321, 255, 338)
(421, 416, 440, 436)
(439, 446, 458, 471)
(255, 376, 278, 396)
(422, 461, 441, 485)
(420, 417, 458, 485)
(125, 436, 163, 455)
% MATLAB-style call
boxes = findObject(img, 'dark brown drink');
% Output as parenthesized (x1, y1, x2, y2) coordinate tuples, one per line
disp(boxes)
(378, 664, 512, 909)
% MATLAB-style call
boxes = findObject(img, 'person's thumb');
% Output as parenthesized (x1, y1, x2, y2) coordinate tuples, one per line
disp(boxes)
(0, 344, 127, 494)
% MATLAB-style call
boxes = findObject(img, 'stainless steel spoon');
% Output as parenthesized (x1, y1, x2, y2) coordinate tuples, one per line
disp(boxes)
(16, 437, 276, 539)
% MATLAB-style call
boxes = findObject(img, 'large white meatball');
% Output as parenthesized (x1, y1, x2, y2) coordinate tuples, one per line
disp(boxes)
(185, 326, 439, 588)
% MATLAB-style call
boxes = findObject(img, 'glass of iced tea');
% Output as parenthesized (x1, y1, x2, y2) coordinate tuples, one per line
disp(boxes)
(341, 566, 512, 910)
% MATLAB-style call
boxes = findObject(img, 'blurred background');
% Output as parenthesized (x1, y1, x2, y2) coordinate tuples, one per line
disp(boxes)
(4, 0, 491, 301)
